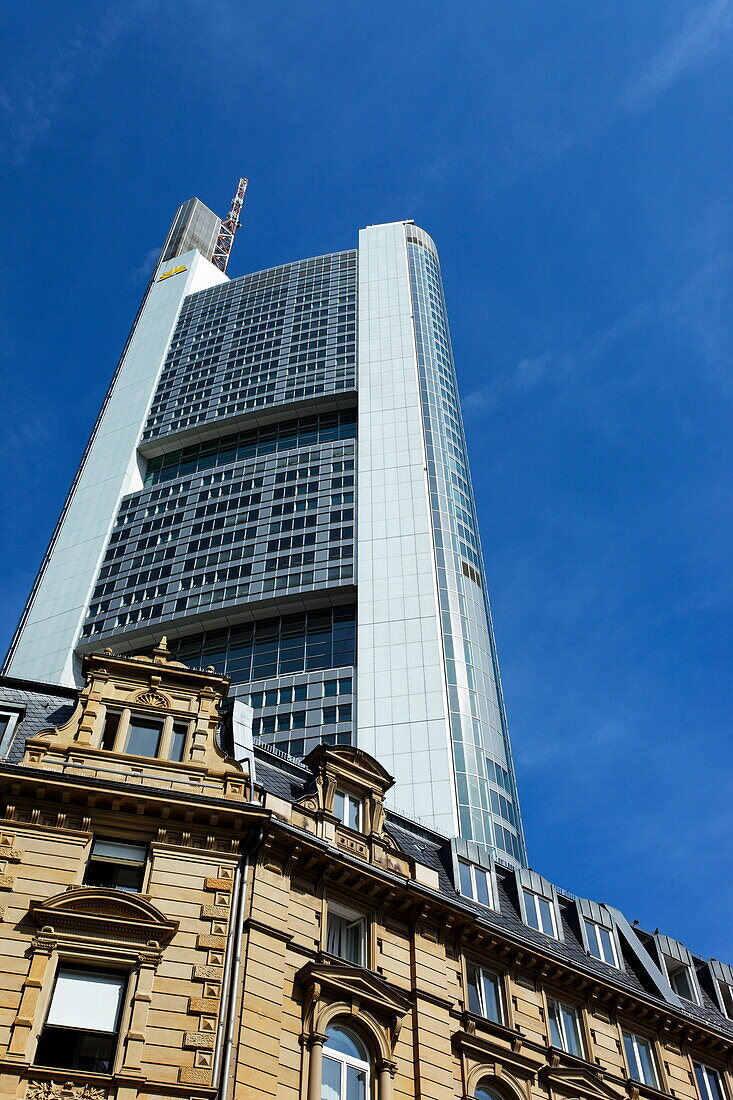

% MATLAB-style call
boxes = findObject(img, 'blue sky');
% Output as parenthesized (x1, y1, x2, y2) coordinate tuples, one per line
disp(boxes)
(1, 2, 731, 957)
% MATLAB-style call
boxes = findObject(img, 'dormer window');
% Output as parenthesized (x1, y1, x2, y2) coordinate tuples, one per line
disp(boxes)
(458, 859, 493, 907)
(99, 710, 190, 762)
(664, 955, 698, 1002)
(168, 721, 189, 762)
(127, 716, 164, 757)
(716, 978, 733, 1018)
(334, 789, 361, 831)
(523, 888, 557, 938)
(100, 710, 121, 751)
(584, 917, 619, 967)
(0, 707, 23, 758)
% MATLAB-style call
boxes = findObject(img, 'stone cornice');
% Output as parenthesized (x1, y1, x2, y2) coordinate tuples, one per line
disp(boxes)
(269, 819, 733, 1051)
(0, 764, 269, 830)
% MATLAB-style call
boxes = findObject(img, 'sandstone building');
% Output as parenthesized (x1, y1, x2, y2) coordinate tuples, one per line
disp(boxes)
(0, 648, 730, 1100)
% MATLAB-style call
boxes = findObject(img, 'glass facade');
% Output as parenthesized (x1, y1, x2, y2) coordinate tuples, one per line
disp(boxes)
(12, 207, 525, 856)
(406, 229, 525, 864)
(142, 251, 356, 443)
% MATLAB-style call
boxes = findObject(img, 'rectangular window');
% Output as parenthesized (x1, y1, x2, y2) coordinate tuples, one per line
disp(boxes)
(169, 722, 188, 762)
(717, 979, 733, 1019)
(584, 919, 618, 967)
(524, 890, 557, 937)
(695, 1065, 725, 1100)
(100, 710, 121, 751)
(326, 908, 365, 965)
(466, 964, 503, 1023)
(334, 790, 361, 830)
(83, 838, 147, 892)
(665, 957, 697, 1002)
(623, 1031, 658, 1087)
(35, 967, 126, 1074)
(548, 998, 584, 1057)
(0, 709, 22, 757)
(126, 717, 163, 757)
(457, 860, 492, 907)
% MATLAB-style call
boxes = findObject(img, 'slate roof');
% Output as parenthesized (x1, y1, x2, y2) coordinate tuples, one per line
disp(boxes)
(0, 677, 77, 764)
(1, 675, 731, 1041)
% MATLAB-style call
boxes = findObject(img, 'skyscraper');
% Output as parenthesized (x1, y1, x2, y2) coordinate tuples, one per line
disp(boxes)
(3, 196, 526, 864)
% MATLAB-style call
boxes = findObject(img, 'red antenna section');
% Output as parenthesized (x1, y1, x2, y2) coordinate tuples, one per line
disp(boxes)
(212, 177, 248, 273)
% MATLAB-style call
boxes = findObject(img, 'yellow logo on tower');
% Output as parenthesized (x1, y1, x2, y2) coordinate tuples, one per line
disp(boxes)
(158, 264, 187, 281)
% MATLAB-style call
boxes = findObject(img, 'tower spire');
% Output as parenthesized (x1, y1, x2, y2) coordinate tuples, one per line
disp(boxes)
(211, 177, 248, 273)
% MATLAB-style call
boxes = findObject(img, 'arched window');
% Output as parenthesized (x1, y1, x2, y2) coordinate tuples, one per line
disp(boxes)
(475, 1085, 503, 1100)
(322, 1023, 370, 1099)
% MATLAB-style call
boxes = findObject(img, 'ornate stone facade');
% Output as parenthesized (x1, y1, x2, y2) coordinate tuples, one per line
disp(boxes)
(0, 650, 730, 1100)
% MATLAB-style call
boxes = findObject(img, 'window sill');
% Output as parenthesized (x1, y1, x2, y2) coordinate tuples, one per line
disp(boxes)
(27, 1065, 114, 1084)
(623, 1079, 672, 1100)
(546, 1046, 602, 1074)
(317, 949, 368, 970)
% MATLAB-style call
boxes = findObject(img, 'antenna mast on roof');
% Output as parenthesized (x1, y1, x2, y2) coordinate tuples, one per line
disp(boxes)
(212, 177, 248, 273)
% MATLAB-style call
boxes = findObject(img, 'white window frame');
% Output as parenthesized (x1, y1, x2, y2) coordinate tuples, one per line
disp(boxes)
(325, 902, 366, 966)
(322, 1028, 370, 1099)
(716, 978, 733, 1019)
(623, 1030, 659, 1087)
(584, 918, 619, 967)
(695, 1064, 725, 1100)
(664, 955, 699, 1003)
(466, 962, 504, 1024)
(333, 789, 361, 831)
(458, 860, 493, 908)
(547, 997, 585, 1057)
(523, 889, 557, 937)
(0, 708, 23, 759)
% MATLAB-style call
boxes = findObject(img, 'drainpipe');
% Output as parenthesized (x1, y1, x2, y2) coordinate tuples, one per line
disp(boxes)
(214, 823, 265, 1100)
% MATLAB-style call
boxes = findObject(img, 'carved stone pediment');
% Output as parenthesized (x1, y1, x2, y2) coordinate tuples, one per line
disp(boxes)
(30, 887, 178, 947)
(297, 960, 412, 1022)
(539, 1063, 627, 1100)
(296, 745, 399, 842)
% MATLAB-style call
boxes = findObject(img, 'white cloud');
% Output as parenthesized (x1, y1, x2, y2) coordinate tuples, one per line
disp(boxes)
(623, 0, 733, 111)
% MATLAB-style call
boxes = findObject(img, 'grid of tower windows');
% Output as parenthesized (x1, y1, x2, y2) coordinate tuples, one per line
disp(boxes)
(81, 444, 355, 639)
(407, 231, 525, 866)
(143, 409, 356, 486)
(240, 672, 354, 758)
(142, 251, 356, 442)
(165, 606, 355, 684)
